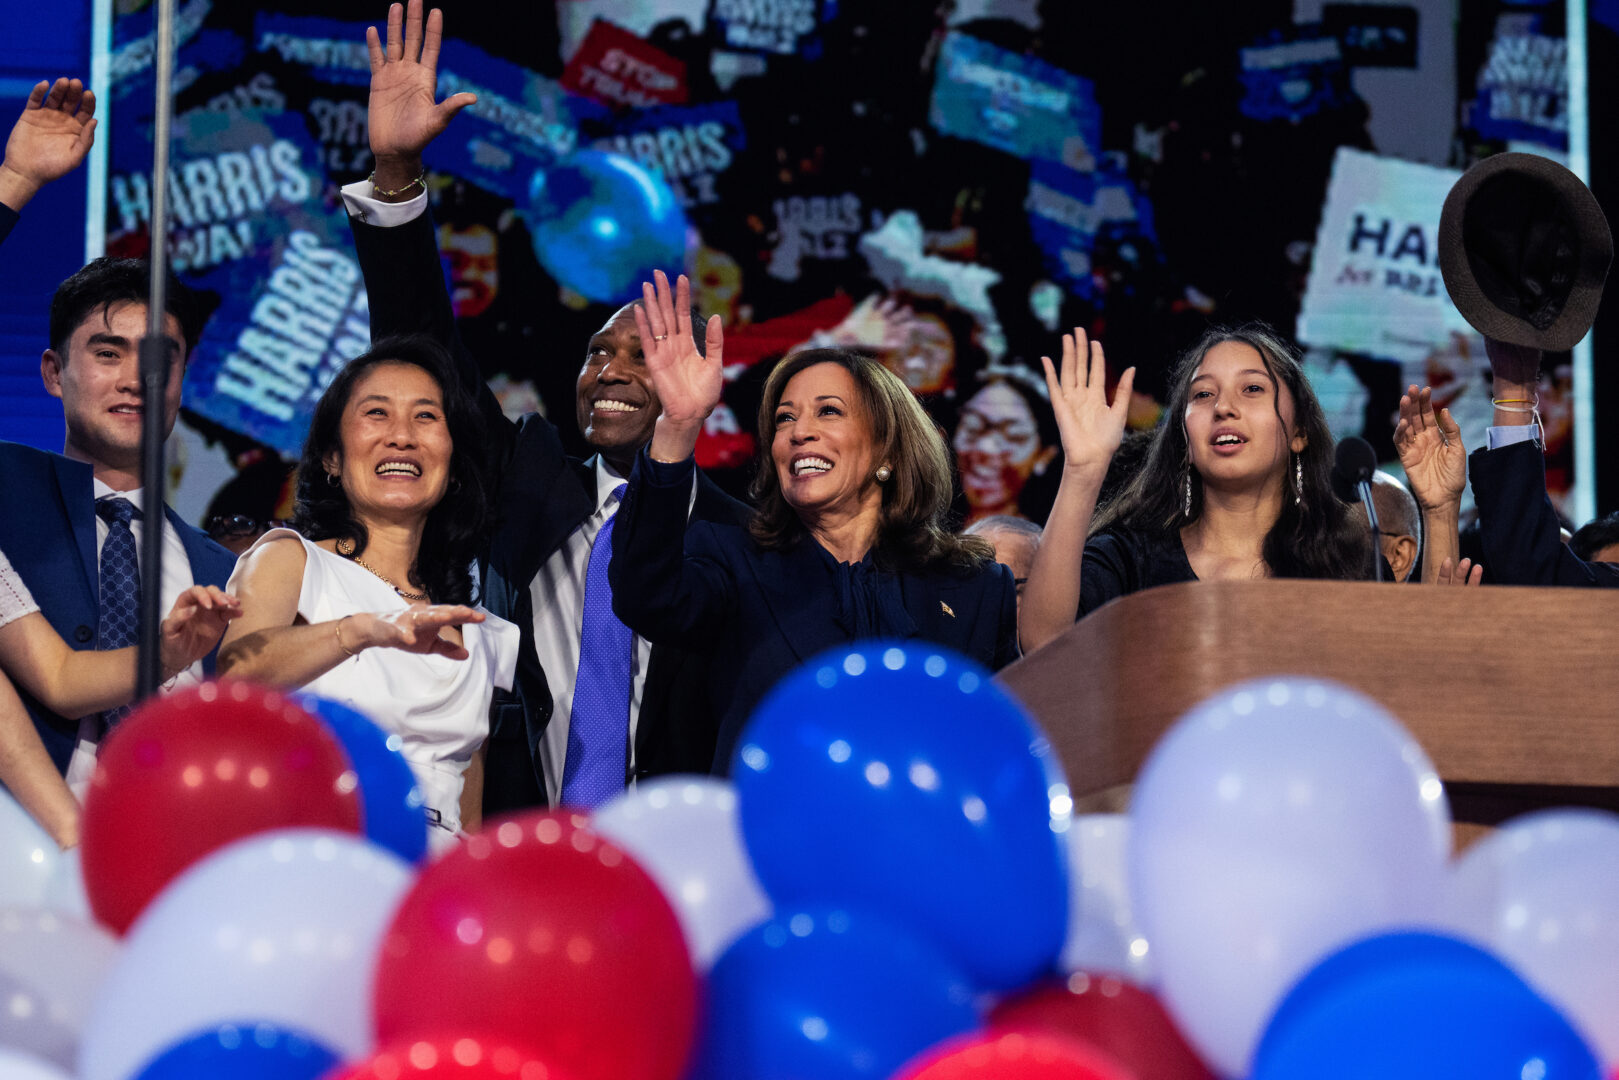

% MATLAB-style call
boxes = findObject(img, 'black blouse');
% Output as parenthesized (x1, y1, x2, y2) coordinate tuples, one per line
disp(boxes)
(1078, 528, 1198, 617)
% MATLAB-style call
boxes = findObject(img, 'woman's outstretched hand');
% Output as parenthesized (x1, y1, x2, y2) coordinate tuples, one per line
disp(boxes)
(1041, 327, 1135, 479)
(637, 269, 725, 462)
(354, 604, 484, 660)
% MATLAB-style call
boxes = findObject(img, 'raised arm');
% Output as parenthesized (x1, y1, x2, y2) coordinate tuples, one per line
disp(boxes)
(1018, 329, 1135, 654)
(1394, 385, 1471, 585)
(0, 586, 240, 717)
(217, 537, 483, 687)
(0, 669, 78, 849)
(0, 78, 97, 215)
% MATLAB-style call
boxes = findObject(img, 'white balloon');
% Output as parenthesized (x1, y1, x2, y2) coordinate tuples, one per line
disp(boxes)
(1060, 814, 1153, 985)
(0, 907, 120, 1069)
(79, 828, 413, 1080)
(0, 1047, 72, 1080)
(1129, 677, 1450, 1079)
(592, 776, 771, 969)
(1446, 808, 1619, 1067)
(0, 793, 85, 918)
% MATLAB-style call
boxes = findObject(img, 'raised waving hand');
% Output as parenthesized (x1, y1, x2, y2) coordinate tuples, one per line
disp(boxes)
(638, 269, 726, 463)
(1041, 327, 1136, 479)
(0, 78, 97, 212)
(1394, 385, 1467, 512)
(365, 0, 476, 192)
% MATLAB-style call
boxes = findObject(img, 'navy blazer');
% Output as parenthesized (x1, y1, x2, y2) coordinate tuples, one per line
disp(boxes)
(0, 441, 236, 772)
(611, 451, 1019, 774)
(1470, 440, 1619, 587)
(348, 206, 751, 812)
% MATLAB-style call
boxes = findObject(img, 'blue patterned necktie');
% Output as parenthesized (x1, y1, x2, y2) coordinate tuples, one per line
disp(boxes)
(95, 497, 142, 733)
(560, 483, 633, 808)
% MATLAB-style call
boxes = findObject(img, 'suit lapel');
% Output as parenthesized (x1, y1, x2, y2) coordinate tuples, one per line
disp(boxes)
(743, 538, 850, 665)
(53, 453, 99, 609)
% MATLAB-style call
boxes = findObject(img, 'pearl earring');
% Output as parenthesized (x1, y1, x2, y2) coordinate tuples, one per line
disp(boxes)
(875, 464, 892, 482)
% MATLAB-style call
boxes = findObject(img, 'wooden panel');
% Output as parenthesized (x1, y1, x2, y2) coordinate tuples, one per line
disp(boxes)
(997, 580, 1619, 821)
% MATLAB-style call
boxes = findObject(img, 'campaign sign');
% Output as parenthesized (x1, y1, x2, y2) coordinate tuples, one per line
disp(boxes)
(1297, 147, 1473, 363)
(929, 32, 1101, 169)
(111, 0, 214, 88)
(1239, 26, 1356, 122)
(110, 109, 369, 454)
(1472, 30, 1568, 149)
(1324, 3, 1419, 68)
(254, 13, 375, 87)
(590, 101, 744, 211)
(708, 0, 826, 57)
(1025, 162, 1099, 299)
(562, 18, 689, 108)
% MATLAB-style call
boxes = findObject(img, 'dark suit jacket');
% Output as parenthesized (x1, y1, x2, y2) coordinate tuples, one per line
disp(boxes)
(0, 441, 236, 772)
(612, 451, 1020, 773)
(348, 206, 750, 812)
(1471, 440, 1619, 587)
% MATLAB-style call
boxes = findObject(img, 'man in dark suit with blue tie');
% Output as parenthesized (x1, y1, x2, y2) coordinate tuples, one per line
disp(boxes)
(0, 79, 236, 792)
(343, 2, 750, 813)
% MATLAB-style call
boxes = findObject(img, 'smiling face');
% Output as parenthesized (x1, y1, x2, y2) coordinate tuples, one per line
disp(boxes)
(326, 361, 453, 524)
(954, 380, 1052, 516)
(771, 362, 882, 522)
(41, 300, 186, 487)
(1183, 340, 1306, 493)
(575, 303, 661, 462)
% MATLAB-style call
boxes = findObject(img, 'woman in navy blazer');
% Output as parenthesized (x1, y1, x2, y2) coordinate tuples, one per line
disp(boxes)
(611, 272, 1018, 774)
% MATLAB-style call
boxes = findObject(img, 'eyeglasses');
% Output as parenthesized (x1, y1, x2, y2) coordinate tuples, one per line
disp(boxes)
(206, 515, 293, 541)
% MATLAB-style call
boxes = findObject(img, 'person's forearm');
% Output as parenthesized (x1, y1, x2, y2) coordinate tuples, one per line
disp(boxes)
(371, 153, 424, 203)
(0, 162, 38, 213)
(1420, 504, 1461, 586)
(650, 417, 703, 464)
(459, 743, 485, 836)
(1486, 340, 1542, 427)
(0, 671, 79, 849)
(0, 615, 147, 716)
(217, 617, 367, 688)
(1018, 464, 1106, 653)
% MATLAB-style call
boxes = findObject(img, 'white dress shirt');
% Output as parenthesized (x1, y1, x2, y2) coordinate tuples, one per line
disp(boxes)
(65, 483, 199, 794)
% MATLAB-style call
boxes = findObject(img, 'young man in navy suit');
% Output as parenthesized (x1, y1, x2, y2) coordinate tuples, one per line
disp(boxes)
(0, 81, 235, 795)
(344, 2, 750, 813)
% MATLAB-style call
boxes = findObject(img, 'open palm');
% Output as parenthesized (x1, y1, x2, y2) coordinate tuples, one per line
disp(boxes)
(365, 0, 475, 160)
(3, 78, 96, 188)
(635, 269, 725, 427)
(1394, 385, 1467, 511)
(1041, 327, 1135, 476)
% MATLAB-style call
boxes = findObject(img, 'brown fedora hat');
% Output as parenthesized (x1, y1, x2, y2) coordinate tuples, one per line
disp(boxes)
(1438, 152, 1612, 351)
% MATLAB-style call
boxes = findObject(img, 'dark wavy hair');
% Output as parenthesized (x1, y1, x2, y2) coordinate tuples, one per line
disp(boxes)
(1091, 323, 1372, 580)
(292, 334, 489, 605)
(750, 348, 993, 572)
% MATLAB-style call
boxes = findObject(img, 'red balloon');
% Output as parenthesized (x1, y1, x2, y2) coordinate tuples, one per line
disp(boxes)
(373, 810, 698, 1080)
(321, 1036, 580, 1080)
(81, 681, 363, 933)
(990, 976, 1217, 1080)
(896, 1031, 1136, 1080)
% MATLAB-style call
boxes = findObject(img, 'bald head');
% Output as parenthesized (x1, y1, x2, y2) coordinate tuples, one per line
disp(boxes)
(965, 515, 1042, 604)
(1350, 470, 1421, 581)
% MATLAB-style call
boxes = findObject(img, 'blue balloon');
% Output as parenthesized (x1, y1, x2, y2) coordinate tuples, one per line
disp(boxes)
(1253, 932, 1602, 1080)
(734, 642, 1069, 991)
(695, 906, 980, 1080)
(133, 1022, 340, 1080)
(293, 694, 427, 863)
(526, 150, 688, 303)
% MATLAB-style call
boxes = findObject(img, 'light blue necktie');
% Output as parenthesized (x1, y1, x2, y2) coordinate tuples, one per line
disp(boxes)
(95, 497, 141, 734)
(560, 484, 633, 808)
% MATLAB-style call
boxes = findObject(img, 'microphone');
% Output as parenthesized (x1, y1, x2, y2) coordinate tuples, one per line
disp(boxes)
(1332, 436, 1383, 582)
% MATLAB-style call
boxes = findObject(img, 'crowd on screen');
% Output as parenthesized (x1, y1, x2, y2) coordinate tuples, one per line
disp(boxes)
(0, 3, 1614, 853)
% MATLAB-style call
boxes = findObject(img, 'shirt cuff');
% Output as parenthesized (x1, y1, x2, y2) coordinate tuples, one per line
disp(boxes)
(640, 447, 697, 488)
(1486, 423, 1542, 450)
(339, 179, 428, 227)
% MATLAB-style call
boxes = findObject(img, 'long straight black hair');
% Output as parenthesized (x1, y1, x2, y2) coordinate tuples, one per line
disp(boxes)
(1092, 323, 1373, 581)
(292, 333, 489, 604)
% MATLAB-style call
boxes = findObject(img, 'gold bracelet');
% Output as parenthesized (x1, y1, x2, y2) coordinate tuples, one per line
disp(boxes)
(334, 615, 358, 657)
(368, 170, 425, 198)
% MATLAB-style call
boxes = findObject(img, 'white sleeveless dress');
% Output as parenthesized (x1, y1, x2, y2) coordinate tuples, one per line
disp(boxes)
(228, 529, 518, 850)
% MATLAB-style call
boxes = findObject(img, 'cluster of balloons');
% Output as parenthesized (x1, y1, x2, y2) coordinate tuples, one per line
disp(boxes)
(1, 655, 1617, 1080)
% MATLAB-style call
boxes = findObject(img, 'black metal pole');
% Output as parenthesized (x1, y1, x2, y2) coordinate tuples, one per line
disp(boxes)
(136, 0, 176, 702)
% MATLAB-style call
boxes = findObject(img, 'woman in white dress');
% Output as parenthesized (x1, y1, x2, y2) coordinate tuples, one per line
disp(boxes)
(220, 335, 517, 849)
(0, 551, 238, 848)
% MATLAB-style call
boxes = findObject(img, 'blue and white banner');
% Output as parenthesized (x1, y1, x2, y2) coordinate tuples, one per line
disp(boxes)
(707, 0, 830, 58)
(1025, 161, 1155, 301)
(1471, 27, 1568, 149)
(590, 101, 745, 211)
(1239, 26, 1356, 122)
(929, 33, 1101, 170)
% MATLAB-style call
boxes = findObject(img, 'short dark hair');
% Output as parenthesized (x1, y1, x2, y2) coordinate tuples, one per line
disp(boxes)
(48, 257, 207, 359)
(1571, 511, 1619, 562)
(292, 333, 489, 606)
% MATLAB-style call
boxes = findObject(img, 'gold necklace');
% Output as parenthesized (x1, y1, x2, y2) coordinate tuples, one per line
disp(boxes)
(336, 537, 430, 602)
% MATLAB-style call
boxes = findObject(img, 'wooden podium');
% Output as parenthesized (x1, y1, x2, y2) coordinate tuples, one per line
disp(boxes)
(996, 580, 1619, 830)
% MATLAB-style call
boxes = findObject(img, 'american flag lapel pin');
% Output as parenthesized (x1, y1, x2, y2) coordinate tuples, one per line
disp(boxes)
(940, 601, 955, 618)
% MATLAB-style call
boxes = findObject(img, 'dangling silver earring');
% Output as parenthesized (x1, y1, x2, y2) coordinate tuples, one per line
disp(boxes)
(326, 471, 340, 488)
(1182, 469, 1193, 517)
(875, 464, 892, 482)
(1293, 456, 1304, 508)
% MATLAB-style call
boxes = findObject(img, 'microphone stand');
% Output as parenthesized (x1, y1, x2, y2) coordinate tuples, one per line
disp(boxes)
(136, 0, 177, 702)
(1357, 476, 1384, 583)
